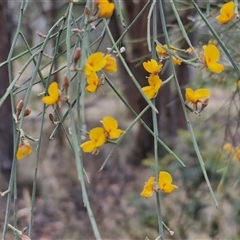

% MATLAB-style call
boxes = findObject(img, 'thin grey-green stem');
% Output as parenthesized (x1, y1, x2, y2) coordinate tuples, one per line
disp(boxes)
(28, 11, 68, 237)
(191, 0, 240, 78)
(159, 0, 218, 208)
(68, 102, 102, 239)
(147, 0, 156, 52)
(2, 0, 29, 238)
(169, 0, 198, 57)
(66, 3, 101, 239)
(152, 4, 164, 238)
(152, 99, 164, 239)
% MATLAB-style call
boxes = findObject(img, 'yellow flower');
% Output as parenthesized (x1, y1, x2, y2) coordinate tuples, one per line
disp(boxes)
(42, 82, 61, 105)
(81, 127, 106, 153)
(156, 44, 168, 56)
(223, 143, 235, 154)
(156, 44, 181, 65)
(173, 57, 182, 65)
(216, 2, 235, 24)
(143, 59, 163, 75)
(84, 52, 106, 76)
(97, 0, 115, 19)
(185, 88, 210, 104)
(141, 177, 155, 198)
(233, 147, 240, 161)
(101, 116, 124, 139)
(16, 139, 32, 160)
(185, 88, 210, 115)
(202, 44, 224, 73)
(103, 54, 117, 73)
(142, 75, 162, 99)
(85, 72, 101, 93)
(158, 171, 178, 194)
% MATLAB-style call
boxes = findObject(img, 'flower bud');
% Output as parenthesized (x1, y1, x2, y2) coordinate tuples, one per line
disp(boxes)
(24, 108, 31, 117)
(49, 113, 55, 124)
(16, 100, 23, 118)
(73, 47, 81, 70)
(62, 75, 70, 95)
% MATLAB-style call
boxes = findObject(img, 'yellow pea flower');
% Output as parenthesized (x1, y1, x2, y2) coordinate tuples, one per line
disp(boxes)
(233, 147, 240, 161)
(185, 88, 210, 104)
(173, 57, 182, 65)
(103, 54, 117, 73)
(185, 88, 210, 115)
(216, 2, 235, 24)
(141, 177, 155, 199)
(42, 82, 61, 106)
(16, 139, 32, 160)
(85, 72, 101, 93)
(202, 44, 224, 73)
(223, 143, 235, 154)
(97, 0, 115, 19)
(101, 116, 124, 139)
(84, 52, 106, 76)
(81, 127, 106, 153)
(143, 59, 163, 75)
(156, 44, 168, 56)
(156, 44, 182, 65)
(158, 171, 178, 194)
(142, 75, 162, 99)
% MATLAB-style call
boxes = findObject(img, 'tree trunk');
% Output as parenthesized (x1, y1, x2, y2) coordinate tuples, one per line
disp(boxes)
(0, 2, 13, 175)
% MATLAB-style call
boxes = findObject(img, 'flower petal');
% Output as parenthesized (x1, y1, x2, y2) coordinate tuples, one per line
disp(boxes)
(86, 72, 100, 93)
(185, 88, 197, 103)
(161, 183, 178, 194)
(143, 59, 162, 74)
(42, 82, 59, 105)
(207, 62, 224, 73)
(108, 129, 124, 139)
(148, 75, 162, 93)
(81, 141, 96, 153)
(89, 127, 106, 147)
(203, 44, 220, 62)
(159, 171, 173, 185)
(142, 86, 156, 99)
(195, 89, 210, 99)
(16, 145, 32, 160)
(141, 177, 155, 199)
(103, 54, 117, 72)
(216, 2, 235, 24)
(84, 52, 106, 76)
(101, 116, 118, 131)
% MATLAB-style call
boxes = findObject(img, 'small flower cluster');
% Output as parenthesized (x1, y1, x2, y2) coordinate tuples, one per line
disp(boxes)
(156, 44, 182, 65)
(141, 171, 178, 198)
(223, 143, 240, 161)
(84, 52, 117, 93)
(81, 116, 124, 154)
(141, 59, 163, 99)
(14, 100, 33, 160)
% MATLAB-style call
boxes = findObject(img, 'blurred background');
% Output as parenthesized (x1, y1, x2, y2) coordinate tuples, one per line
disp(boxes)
(0, 1, 240, 239)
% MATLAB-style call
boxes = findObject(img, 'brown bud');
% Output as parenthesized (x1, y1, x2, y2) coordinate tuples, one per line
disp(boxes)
(73, 47, 81, 70)
(49, 113, 55, 124)
(24, 108, 31, 117)
(62, 75, 70, 95)
(36, 31, 46, 38)
(16, 100, 23, 117)
(85, 6, 91, 16)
